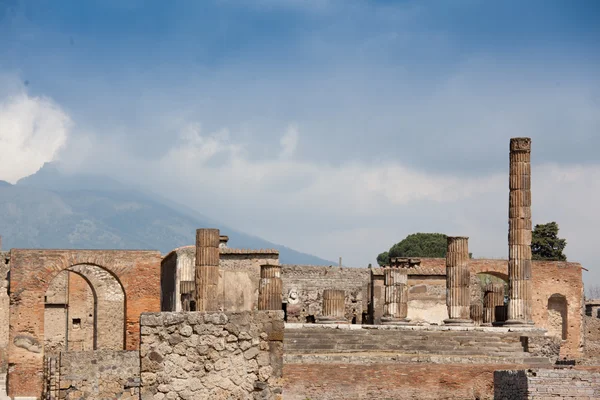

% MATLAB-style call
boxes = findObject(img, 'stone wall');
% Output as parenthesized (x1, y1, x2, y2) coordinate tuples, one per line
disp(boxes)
(582, 315, 600, 363)
(47, 350, 140, 399)
(139, 311, 284, 400)
(281, 265, 369, 324)
(494, 368, 600, 399)
(161, 246, 279, 312)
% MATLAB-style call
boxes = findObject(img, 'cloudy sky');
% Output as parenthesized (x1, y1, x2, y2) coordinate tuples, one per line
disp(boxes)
(1, 1, 599, 285)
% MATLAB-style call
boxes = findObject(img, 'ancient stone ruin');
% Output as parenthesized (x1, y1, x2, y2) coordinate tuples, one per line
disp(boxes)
(0, 137, 597, 399)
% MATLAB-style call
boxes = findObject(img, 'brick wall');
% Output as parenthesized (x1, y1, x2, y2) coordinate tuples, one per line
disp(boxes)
(494, 368, 600, 399)
(284, 363, 519, 400)
(139, 311, 284, 399)
(7, 249, 161, 398)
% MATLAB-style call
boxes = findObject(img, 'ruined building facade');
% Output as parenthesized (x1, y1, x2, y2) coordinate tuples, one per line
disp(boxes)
(0, 137, 597, 399)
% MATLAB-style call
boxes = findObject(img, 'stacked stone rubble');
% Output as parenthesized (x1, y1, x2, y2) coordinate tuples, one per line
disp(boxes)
(195, 228, 220, 312)
(445, 237, 472, 325)
(507, 138, 534, 325)
(317, 289, 347, 324)
(381, 258, 411, 325)
(484, 283, 505, 324)
(259, 264, 283, 311)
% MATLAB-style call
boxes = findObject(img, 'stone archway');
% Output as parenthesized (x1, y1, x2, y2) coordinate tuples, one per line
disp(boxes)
(548, 293, 568, 340)
(43, 264, 126, 355)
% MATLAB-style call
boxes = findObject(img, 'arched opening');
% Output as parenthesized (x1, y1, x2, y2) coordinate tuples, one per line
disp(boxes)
(548, 293, 568, 340)
(43, 264, 125, 354)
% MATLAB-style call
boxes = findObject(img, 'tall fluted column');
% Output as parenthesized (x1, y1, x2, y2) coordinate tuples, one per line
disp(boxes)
(381, 258, 410, 325)
(444, 237, 472, 325)
(483, 283, 505, 325)
(317, 289, 347, 324)
(258, 264, 282, 310)
(195, 228, 220, 311)
(507, 137, 534, 325)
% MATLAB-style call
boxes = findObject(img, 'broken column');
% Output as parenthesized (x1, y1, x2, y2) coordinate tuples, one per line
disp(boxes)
(507, 137, 534, 325)
(444, 236, 473, 325)
(483, 283, 505, 325)
(381, 258, 410, 325)
(195, 228, 220, 311)
(470, 303, 483, 326)
(258, 264, 283, 311)
(317, 289, 347, 324)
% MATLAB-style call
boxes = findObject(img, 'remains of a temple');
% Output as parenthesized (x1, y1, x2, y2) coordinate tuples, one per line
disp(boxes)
(195, 228, 220, 311)
(381, 258, 411, 325)
(483, 283, 505, 325)
(507, 137, 534, 326)
(470, 303, 483, 326)
(259, 264, 283, 310)
(317, 289, 347, 324)
(444, 237, 472, 325)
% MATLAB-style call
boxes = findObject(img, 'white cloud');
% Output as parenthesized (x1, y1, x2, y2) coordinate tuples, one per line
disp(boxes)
(0, 86, 71, 183)
(280, 124, 299, 159)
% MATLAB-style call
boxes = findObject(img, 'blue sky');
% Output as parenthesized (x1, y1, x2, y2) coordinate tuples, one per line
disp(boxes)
(1, 0, 600, 287)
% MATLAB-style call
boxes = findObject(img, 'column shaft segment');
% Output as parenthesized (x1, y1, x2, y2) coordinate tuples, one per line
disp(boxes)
(381, 258, 410, 325)
(444, 236, 473, 325)
(507, 137, 534, 325)
(483, 283, 505, 325)
(258, 265, 283, 311)
(317, 289, 347, 324)
(195, 228, 220, 311)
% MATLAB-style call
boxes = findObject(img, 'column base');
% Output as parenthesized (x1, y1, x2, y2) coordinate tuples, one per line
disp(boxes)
(381, 316, 411, 325)
(503, 319, 535, 327)
(443, 318, 474, 326)
(316, 316, 348, 324)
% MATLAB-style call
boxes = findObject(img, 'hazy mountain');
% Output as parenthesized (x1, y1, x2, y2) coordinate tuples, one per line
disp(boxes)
(0, 163, 334, 265)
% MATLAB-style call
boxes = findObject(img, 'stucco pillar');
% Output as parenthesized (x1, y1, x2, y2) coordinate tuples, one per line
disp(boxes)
(317, 289, 346, 324)
(195, 228, 220, 311)
(381, 258, 410, 325)
(507, 137, 534, 326)
(483, 283, 505, 325)
(444, 236, 473, 325)
(258, 264, 283, 311)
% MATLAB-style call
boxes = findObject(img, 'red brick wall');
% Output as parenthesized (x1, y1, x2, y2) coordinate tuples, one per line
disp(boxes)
(283, 363, 519, 400)
(7, 249, 161, 398)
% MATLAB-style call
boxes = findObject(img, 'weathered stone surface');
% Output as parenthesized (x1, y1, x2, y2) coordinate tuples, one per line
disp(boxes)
(507, 137, 534, 326)
(258, 265, 283, 311)
(195, 229, 220, 312)
(140, 311, 283, 399)
(494, 368, 600, 399)
(445, 237, 472, 325)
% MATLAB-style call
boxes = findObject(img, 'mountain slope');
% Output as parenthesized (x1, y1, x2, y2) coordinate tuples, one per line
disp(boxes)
(0, 164, 334, 265)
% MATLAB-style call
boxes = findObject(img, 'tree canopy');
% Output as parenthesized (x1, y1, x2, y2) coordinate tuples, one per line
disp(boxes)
(531, 221, 567, 261)
(377, 233, 448, 266)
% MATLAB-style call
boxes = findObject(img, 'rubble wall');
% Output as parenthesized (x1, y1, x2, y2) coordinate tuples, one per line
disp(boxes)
(139, 311, 284, 400)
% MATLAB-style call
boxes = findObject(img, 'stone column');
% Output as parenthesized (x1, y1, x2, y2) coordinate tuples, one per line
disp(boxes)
(195, 228, 220, 311)
(317, 289, 347, 324)
(483, 283, 505, 325)
(444, 237, 473, 325)
(258, 264, 283, 311)
(470, 303, 483, 326)
(381, 258, 410, 325)
(507, 137, 534, 325)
